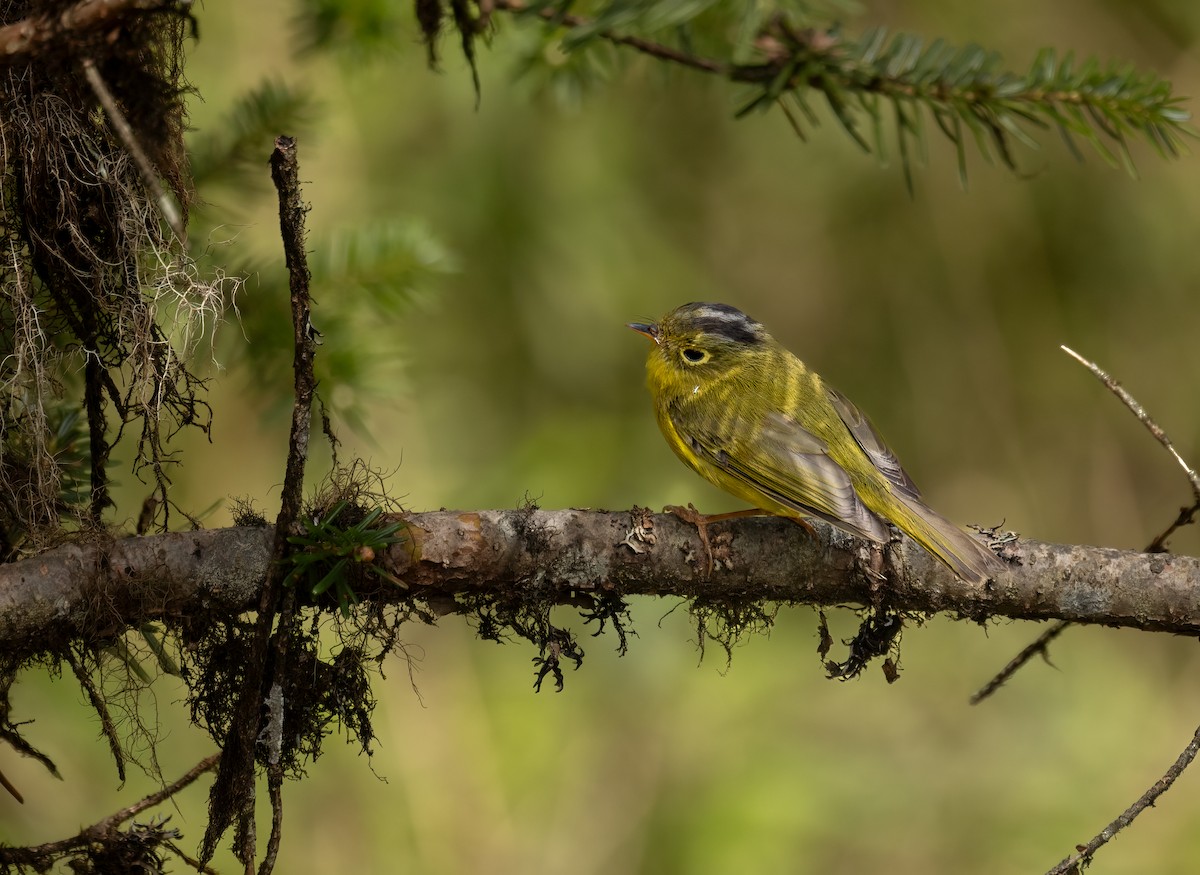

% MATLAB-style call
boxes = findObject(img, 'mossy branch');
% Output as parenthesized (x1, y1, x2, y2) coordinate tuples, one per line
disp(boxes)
(1, 510, 1198, 660)
(0, 0, 186, 61)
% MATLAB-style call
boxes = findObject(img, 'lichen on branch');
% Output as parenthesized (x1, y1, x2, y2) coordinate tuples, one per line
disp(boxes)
(1, 510, 1198, 662)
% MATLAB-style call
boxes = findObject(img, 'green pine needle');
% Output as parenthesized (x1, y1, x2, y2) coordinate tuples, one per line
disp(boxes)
(496, 2, 1194, 186)
(732, 25, 1194, 183)
(189, 80, 315, 196)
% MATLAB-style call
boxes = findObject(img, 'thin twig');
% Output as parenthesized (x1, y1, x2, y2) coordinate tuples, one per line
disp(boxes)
(65, 645, 126, 782)
(164, 840, 222, 875)
(202, 135, 317, 873)
(1061, 345, 1200, 499)
(90, 753, 221, 835)
(969, 620, 1068, 705)
(259, 766, 286, 875)
(268, 134, 318, 544)
(973, 345, 1200, 703)
(0, 753, 219, 865)
(1147, 501, 1200, 554)
(1028, 346, 1200, 872)
(1045, 725, 1200, 875)
(81, 57, 187, 248)
(257, 134, 318, 875)
(0, 767, 22, 804)
(491, 0, 726, 74)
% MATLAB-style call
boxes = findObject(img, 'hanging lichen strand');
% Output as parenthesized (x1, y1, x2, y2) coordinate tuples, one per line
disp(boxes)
(0, 0, 228, 552)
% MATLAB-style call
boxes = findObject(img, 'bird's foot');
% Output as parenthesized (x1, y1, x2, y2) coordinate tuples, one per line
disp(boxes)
(865, 542, 887, 608)
(664, 505, 769, 574)
(665, 503, 717, 574)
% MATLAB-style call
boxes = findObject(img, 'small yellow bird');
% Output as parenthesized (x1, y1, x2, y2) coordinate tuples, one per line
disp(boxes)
(630, 302, 1001, 584)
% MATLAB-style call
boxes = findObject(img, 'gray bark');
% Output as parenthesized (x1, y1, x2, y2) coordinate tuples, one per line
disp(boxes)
(0, 510, 1196, 658)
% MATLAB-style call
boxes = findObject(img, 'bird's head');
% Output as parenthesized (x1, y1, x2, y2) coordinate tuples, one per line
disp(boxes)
(629, 302, 770, 397)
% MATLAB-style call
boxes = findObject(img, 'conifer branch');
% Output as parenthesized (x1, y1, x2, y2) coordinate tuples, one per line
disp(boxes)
(479, 1, 1193, 184)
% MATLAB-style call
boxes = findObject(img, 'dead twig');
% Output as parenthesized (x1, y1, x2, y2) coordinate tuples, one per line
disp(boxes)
(93, 752, 221, 836)
(65, 645, 126, 782)
(1148, 501, 1200, 554)
(0, 752, 219, 870)
(969, 620, 1068, 705)
(81, 57, 186, 248)
(490, 0, 726, 75)
(973, 344, 1200, 704)
(1040, 347, 1200, 872)
(201, 135, 317, 874)
(969, 345, 1200, 871)
(1045, 725, 1200, 875)
(1060, 345, 1200, 500)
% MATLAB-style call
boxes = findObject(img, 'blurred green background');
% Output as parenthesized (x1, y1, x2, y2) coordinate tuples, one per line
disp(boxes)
(7, 1, 1200, 872)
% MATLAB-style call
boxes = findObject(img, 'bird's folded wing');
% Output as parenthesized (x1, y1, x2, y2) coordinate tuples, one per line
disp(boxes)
(686, 410, 889, 543)
(825, 386, 923, 503)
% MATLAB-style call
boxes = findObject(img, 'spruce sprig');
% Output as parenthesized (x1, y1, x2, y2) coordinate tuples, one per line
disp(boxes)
(732, 22, 1192, 187)
(460, 2, 1193, 186)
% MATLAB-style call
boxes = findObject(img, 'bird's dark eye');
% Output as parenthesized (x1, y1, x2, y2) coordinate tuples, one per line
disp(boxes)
(681, 348, 707, 364)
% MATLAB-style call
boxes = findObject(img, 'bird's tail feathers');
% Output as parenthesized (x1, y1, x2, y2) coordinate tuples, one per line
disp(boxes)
(893, 498, 1003, 586)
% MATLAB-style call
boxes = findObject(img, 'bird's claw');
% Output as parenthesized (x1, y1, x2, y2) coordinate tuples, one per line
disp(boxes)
(664, 503, 715, 575)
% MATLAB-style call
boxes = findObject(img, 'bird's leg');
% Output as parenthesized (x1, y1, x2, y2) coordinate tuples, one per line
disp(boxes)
(664, 504, 771, 574)
(866, 542, 887, 609)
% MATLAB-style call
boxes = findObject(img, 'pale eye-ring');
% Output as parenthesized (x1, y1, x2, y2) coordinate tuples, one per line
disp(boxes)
(681, 348, 708, 364)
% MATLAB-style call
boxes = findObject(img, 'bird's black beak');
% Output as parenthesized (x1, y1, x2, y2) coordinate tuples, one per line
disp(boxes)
(628, 321, 659, 343)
